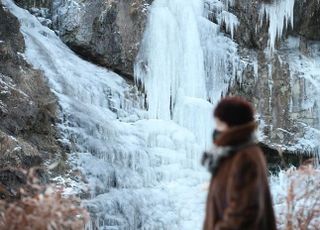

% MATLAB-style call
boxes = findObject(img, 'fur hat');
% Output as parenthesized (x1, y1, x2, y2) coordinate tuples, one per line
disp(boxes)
(214, 96, 255, 127)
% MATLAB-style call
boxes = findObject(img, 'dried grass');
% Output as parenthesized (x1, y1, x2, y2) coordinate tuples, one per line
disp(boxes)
(0, 168, 89, 230)
(272, 163, 320, 230)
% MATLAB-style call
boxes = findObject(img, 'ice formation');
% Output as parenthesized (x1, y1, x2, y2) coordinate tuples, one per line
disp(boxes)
(6, 0, 318, 229)
(260, 0, 296, 52)
(135, 0, 207, 121)
(218, 11, 239, 39)
(135, 0, 239, 149)
(4, 0, 232, 228)
(3, 0, 240, 228)
(284, 37, 320, 154)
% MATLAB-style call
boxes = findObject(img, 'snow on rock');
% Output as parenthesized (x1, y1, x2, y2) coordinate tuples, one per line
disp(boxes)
(204, 0, 239, 40)
(285, 38, 320, 155)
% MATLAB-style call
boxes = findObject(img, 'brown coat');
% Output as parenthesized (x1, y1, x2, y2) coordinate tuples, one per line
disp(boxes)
(203, 122, 277, 230)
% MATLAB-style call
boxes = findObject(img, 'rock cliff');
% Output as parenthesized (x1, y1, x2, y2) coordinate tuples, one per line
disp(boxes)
(0, 3, 63, 197)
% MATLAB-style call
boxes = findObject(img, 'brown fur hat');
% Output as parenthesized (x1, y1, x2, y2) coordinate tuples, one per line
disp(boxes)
(214, 96, 255, 127)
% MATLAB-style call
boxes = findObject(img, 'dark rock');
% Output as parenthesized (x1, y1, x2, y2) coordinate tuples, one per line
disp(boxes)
(53, 0, 152, 78)
(291, 0, 320, 40)
(13, 0, 53, 28)
(0, 168, 26, 200)
(229, 0, 269, 50)
(0, 131, 42, 169)
(224, 0, 320, 157)
(0, 3, 63, 194)
(260, 143, 313, 174)
(14, 0, 52, 12)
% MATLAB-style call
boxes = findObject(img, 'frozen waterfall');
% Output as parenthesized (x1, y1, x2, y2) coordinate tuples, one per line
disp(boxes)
(4, 0, 320, 229)
(4, 0, 239, 229)
(135, 0, 239, 149)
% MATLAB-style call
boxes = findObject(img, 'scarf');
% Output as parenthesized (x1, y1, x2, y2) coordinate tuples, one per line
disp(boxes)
(201, 135, 258, 176)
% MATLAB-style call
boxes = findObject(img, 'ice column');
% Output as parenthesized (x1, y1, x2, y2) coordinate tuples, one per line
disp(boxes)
(135, 0, 207, 120)
(135, 0, 215, 148)
(260, 0, 295, 52)
(135, 0, 241, 149)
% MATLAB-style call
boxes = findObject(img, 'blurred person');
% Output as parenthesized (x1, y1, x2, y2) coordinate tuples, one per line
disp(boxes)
(202, 96, 276, 230)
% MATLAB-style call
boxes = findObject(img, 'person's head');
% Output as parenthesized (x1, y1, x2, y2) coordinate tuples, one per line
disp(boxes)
(212, 96, 255, 141)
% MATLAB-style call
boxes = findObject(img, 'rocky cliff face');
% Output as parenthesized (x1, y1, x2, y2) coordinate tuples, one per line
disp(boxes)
(51, 0, 152, 77)
(12, 0, 152, 68)
(0, 3, 62, 197)
(293, 0, 320, 41)
(227, 0, 320, 155)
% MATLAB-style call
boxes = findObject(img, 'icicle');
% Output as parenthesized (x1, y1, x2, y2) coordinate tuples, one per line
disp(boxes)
(135, 0, 240, 148)
(135, 0, 207, 121)
(218, 11, 239, 39)
(260, 0, 295, 53)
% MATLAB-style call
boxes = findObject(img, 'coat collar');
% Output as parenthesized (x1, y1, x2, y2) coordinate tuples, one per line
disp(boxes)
(214, 121, 258, 147)
(202, 134, 258, 176)
(202, 121, 259, 175)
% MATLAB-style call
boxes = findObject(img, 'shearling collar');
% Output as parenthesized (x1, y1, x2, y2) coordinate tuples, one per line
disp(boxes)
(214, 121, 258, 147)
(202, 122, 258, 176)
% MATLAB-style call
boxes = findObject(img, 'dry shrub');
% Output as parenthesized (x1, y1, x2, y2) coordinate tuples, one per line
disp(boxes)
(271, 163, 320, 230)
(0, 168, 89, 230)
